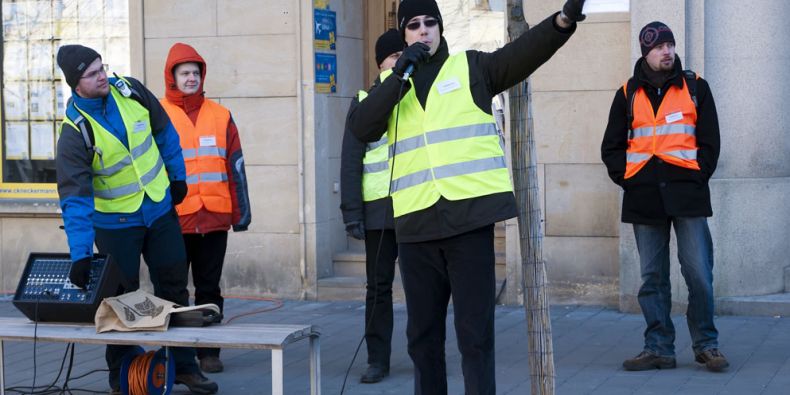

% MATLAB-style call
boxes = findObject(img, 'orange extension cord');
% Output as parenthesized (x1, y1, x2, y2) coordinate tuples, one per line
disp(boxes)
(127, 351, 166, 395)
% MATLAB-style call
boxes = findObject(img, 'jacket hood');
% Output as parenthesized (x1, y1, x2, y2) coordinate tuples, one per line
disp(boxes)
(164, 43, 206, 107)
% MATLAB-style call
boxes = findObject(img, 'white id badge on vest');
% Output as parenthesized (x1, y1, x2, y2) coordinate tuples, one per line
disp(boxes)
(199, 136, 217, 147)
(665, 111, 683, 124)
(436, 78, 462, 95)
(133, 121, 147, 133)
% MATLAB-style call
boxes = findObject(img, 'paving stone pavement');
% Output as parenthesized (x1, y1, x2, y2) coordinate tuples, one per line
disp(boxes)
(0, 295, 788, 394)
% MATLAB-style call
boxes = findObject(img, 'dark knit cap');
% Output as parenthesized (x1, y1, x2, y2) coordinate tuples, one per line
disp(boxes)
(57, 45, 102, 89)
(397, 0, 444, 38)
(375, 29, 404, 66)
(639, 21, 675, 57)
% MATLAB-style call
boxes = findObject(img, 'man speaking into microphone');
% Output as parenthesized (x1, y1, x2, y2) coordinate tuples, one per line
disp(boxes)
(348, 0, 586, 394)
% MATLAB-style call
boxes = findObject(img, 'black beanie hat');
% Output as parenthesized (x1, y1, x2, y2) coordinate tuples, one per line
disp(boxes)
(375, 29, 404, 66)
(56, 45, 101, 89)
(397, 0, 444, 38)
(639, 21, 675, 57)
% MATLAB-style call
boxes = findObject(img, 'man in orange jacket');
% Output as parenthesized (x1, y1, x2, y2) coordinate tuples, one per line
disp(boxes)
(161, 43, 252, 373)
(601, 22, 726, 372)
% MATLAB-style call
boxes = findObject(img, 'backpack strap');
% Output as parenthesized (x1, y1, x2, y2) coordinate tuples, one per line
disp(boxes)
(683, 70, 698, 108)
(65, 76, 146, 153)
(624, 77, 639, 139)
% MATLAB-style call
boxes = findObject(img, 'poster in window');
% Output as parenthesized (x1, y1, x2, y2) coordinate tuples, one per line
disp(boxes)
(27, 1, 53, 39)
(29, 83, 54, 119)
(5, 122, 30, 160)
(3, 41, 27, 79)
(315, 53, 337, 94)
(29, 41, 53, 80)
(30, 123, 55, 160)
(3, 83, 28, 120)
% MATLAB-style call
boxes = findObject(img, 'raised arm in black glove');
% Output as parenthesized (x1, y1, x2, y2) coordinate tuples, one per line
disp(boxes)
(562, 0, 587, 22)
(345, 221, 366, 240)
(69, 257, 92, 289)
(393, 42, 431, 79)
(170, 180, 188, 205)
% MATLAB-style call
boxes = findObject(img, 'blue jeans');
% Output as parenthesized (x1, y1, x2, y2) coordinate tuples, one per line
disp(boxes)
(633, 217, 718, 357)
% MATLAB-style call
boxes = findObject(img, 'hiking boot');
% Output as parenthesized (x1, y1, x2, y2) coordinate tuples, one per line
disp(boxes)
(360, 364, 389, 383)
(175, 371, 219, 394)
(695, 348, 730, 372)
(200, 355, 225, 373)
(623, 351, 676, 371)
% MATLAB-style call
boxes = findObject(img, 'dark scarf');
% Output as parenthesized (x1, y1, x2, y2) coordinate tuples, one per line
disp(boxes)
(640, 60, 672, 90)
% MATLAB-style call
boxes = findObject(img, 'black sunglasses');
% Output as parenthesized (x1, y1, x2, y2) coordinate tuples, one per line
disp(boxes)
(405, 18, 439, 31)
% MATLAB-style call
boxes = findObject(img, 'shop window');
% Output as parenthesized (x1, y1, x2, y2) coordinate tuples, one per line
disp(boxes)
(1, 0, 129, 200)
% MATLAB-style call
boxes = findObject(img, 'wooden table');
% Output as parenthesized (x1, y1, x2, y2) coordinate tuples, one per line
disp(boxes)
(0, 318, 320, 395)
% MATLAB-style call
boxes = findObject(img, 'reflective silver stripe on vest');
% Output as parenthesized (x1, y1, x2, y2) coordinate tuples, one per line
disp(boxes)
(390, 155, 506, 193)
(130, 134, 154, 158)
(391, 123, 498, 157)
(200, 172, 229, 182)
(631, 124, 695, 139)
(663, 149, 697, 160)
(626, 152, 652, 163)
(363, 161, 388, 174)
(185, 172, 229, 184)
(94, 156, 132, 176)
(182, 147, 227, 159)
(366, 137, 388, 152)
(94, 157, 164, 199)
(198, 147, 227, 157)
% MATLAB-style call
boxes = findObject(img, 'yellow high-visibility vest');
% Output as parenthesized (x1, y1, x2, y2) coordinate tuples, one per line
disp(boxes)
(61, 84, 169, 213)
(382, 52, 513, 217)
(359, 89, 392, 202)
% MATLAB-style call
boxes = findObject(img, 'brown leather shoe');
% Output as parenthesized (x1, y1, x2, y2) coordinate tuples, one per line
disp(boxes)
(200, 356, 225, 373)
(623, 351, 676, 371)
(175, 371, 219, 394)
(695, 348, 730, 372)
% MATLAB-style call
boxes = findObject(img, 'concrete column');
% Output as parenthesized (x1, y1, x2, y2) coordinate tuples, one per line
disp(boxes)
(702, 0, 790, 297)
(620, 0, 790, 313)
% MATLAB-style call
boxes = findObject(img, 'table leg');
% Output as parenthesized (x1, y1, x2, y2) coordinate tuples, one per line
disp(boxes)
(272, 349, 283, 395)
(310, 336, 321, 395)
(0, 340, 5, 395)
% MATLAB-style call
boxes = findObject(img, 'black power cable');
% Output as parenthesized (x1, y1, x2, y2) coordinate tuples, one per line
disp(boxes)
(340, 74, 409, 394)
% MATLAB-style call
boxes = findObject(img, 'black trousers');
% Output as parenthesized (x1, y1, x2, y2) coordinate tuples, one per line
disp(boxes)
(183, 231, 229, 359)
(364, 229, 398, 369)
(399, 224, 496, 395)
(94, 209, 198, 389)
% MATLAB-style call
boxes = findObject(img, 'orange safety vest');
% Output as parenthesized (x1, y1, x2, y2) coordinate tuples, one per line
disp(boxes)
(624, 78, 700, 179)
(160, 98, 233, 215)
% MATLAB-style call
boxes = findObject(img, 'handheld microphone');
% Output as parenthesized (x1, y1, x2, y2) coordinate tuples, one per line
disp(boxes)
(402, 64, 415, 80)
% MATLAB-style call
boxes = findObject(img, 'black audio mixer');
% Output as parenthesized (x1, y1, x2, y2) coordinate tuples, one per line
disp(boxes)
(13, 253, 122, 323)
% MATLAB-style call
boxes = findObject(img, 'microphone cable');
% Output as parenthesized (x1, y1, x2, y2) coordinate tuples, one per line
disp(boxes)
(339, 69, 409, 395)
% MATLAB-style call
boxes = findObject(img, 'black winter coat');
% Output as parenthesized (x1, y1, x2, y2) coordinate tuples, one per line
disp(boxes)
(601, 55, 721, 225)
(348, 13, 575, 243)
(339, 96, 394, 230)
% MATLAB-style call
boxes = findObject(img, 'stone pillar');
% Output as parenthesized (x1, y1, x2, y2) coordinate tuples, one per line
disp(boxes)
(703, 0, 790, 297)
(620, 0, 790, 313)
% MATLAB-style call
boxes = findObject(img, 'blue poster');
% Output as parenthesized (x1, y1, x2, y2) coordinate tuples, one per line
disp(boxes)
(314, 9, 336, 51)
(315, 53, 337, 94)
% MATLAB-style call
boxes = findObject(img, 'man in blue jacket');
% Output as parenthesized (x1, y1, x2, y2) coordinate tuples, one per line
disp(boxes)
(55, 44, 217, 395)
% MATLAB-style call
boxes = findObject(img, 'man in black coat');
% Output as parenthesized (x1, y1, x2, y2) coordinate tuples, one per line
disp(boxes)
(349, 1, 585, 393)
(340, 28, 403, 384)
(601, 21, 728, 372)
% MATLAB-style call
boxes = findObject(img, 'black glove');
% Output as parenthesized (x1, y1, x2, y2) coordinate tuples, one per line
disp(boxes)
(69, 257, 92, 289)
(393, 42, 431, 78)
(345, 221, 365, 240)
(562, 0, 586, 22)
(170, 180, 188, 205)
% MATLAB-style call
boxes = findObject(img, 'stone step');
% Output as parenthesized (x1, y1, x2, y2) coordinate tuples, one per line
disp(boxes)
(716, 293, 790, 317)
(316, 275, 507, 303)
(332, 251, 507, 277)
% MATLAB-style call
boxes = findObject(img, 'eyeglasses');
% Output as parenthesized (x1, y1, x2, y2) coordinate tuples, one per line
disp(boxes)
(80, 64, 109, 80)
(405, 18, 439, 31)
